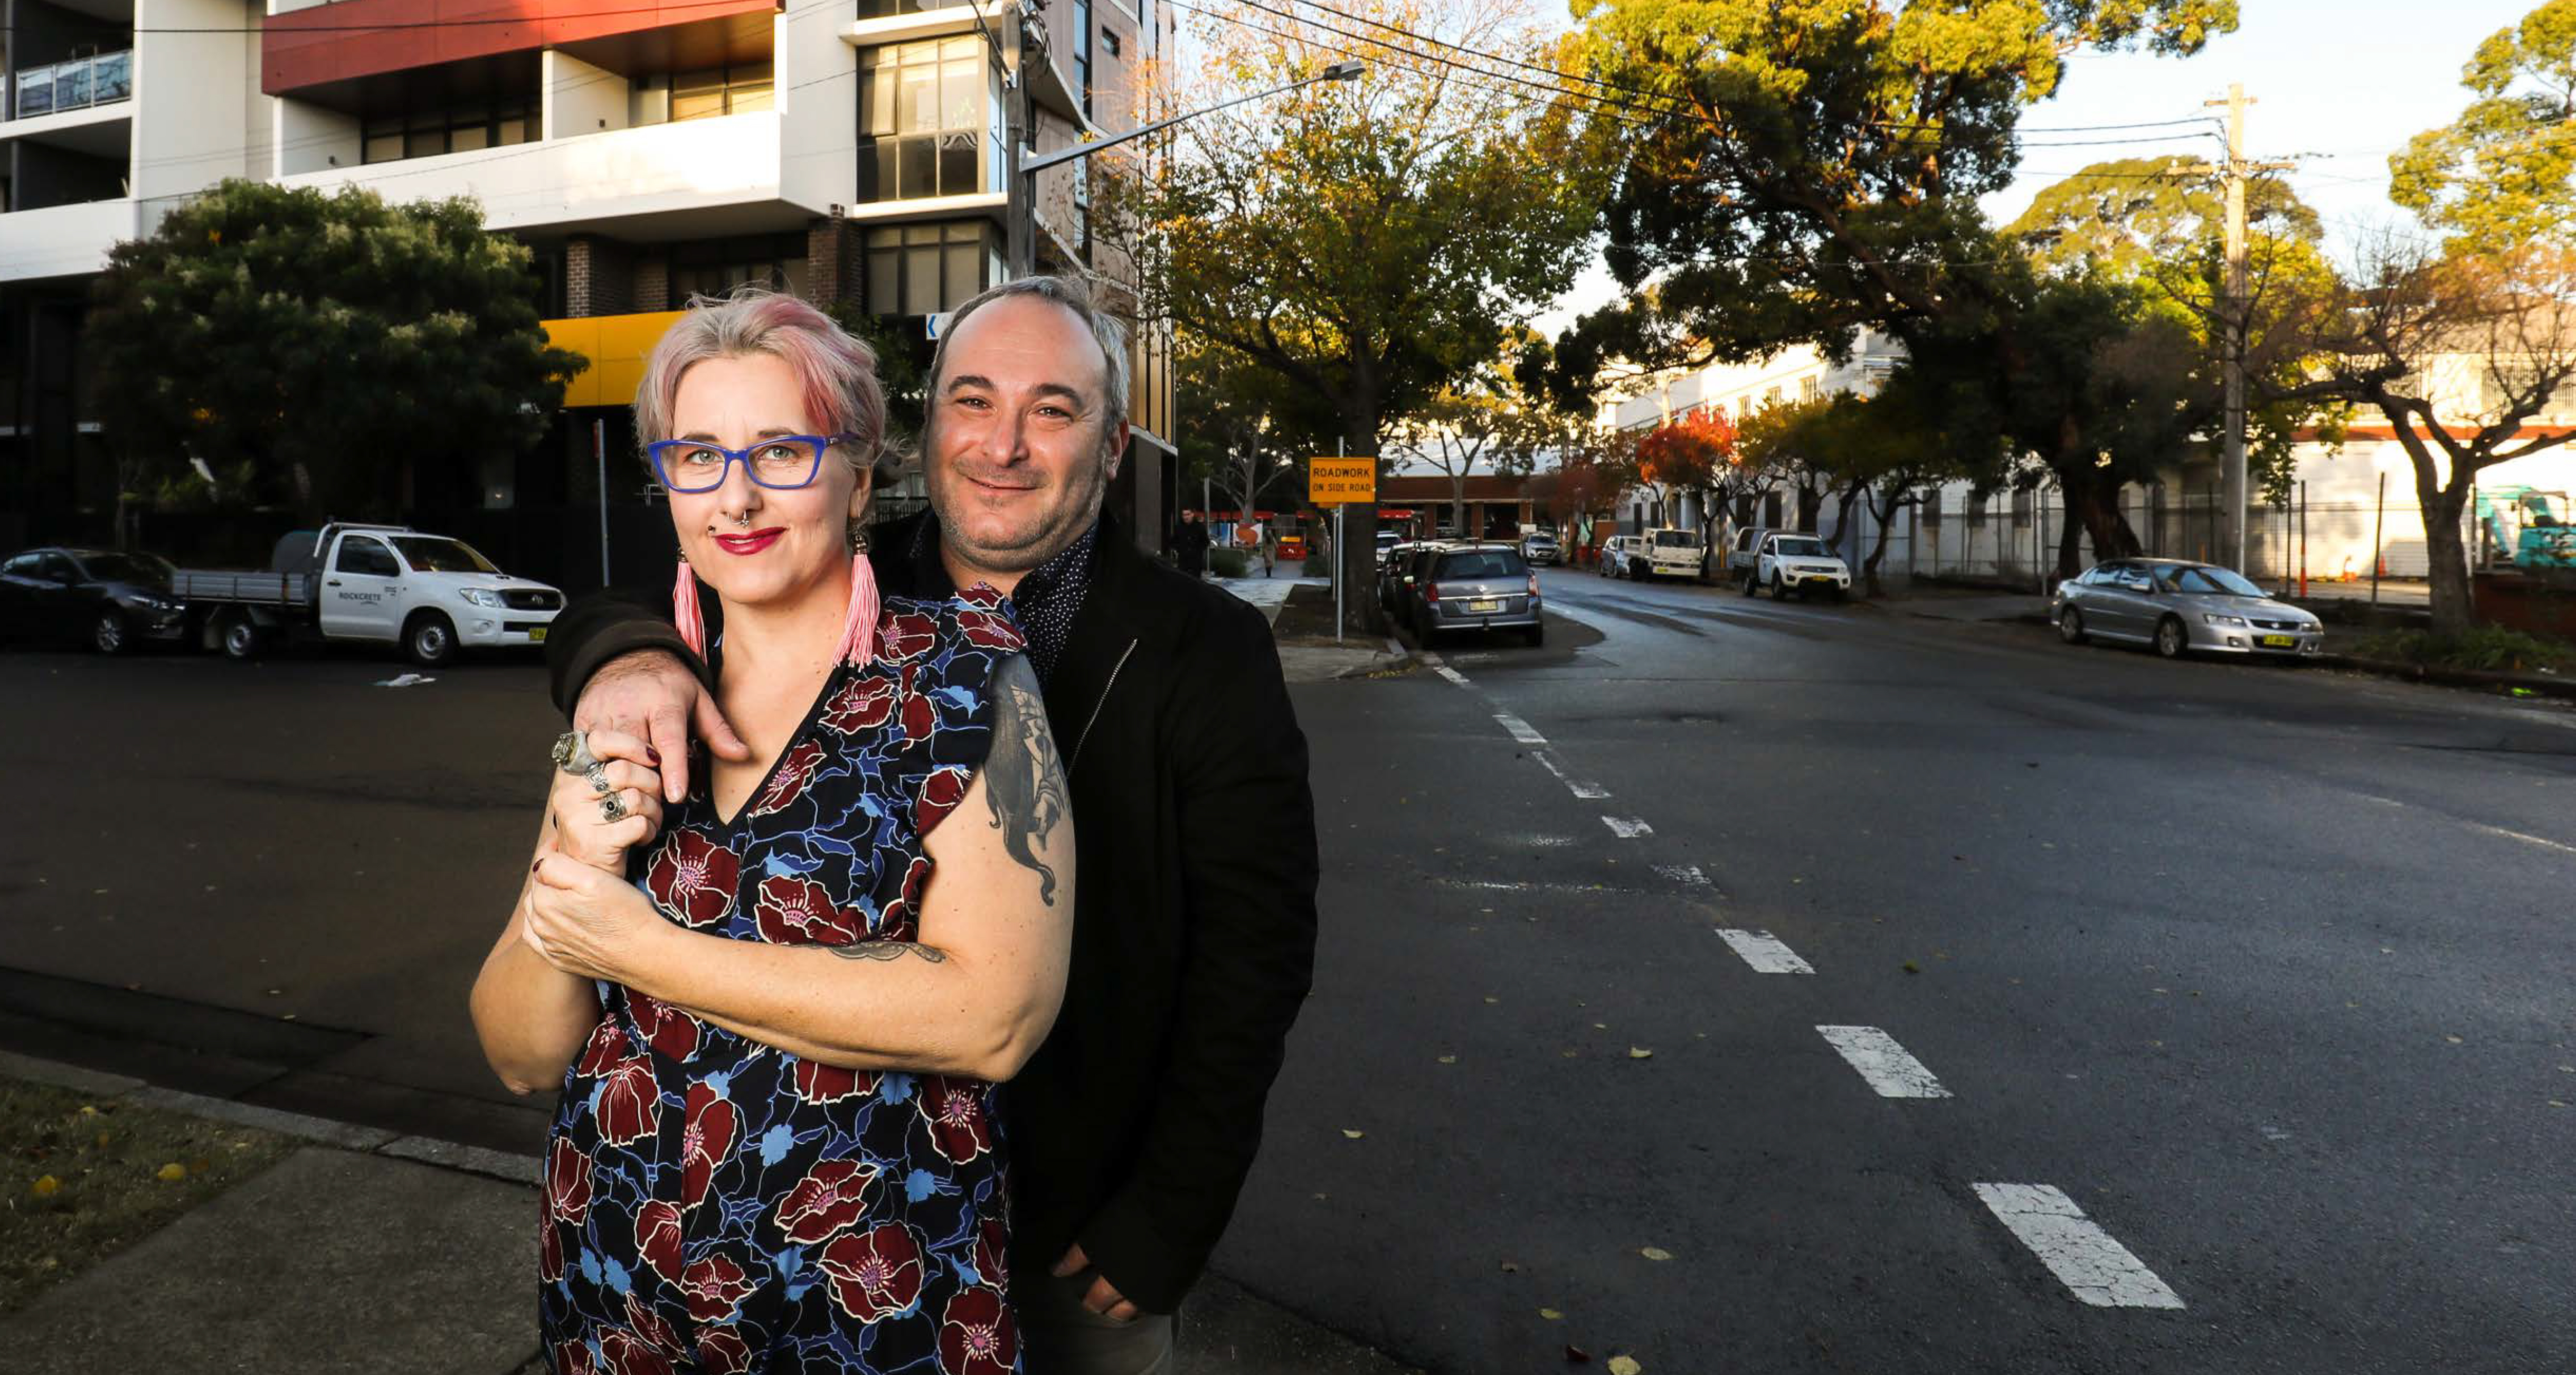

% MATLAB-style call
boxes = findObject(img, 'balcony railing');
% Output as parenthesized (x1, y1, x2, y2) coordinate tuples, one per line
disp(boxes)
(11, 50, 134, 120)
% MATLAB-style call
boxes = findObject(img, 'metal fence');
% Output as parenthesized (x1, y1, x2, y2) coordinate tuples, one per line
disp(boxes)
(11, 50, 133, 119)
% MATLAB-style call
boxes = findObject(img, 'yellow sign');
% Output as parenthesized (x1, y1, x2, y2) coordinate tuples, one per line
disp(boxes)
(1309, 457, 1376, 505)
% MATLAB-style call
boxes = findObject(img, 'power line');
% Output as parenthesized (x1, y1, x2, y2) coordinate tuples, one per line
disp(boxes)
(130, 2, 782, 34)
(1185, 0, 1671, 123)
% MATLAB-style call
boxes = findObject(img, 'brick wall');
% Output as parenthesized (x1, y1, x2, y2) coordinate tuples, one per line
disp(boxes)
(565, 236, 637, 317)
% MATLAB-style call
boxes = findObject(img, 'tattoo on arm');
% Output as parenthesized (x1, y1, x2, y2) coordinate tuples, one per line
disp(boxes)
(827, 941, 948, 964)
(982, 654, 1071, 906)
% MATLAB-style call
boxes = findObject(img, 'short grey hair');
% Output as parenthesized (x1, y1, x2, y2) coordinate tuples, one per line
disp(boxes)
(928, 275, 1130, 439)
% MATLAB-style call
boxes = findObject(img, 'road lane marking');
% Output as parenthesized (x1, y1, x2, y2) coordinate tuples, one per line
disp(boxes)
(1972, 1183, 2186, 1310)
(1602, 815, 1653, 839)
(1815, 1025, 1952, 1098)
(2467, 822, 2576, 855)
(1653, 864, 1708, 885)
(1433, 665, 1471, 687)
(1533, 751, 1611, 799)
(1716, 929, 1813, 974)
(1494, 712, 1548, 745)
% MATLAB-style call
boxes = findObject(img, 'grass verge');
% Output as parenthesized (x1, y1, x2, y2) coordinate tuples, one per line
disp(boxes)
(2348, 625, 2576, 676)
(2, 1079, 298, 1314)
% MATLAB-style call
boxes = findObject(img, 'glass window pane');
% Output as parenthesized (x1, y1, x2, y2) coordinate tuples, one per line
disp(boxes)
(498, 116, 528, 145)
(898, 136, 934, 198)
(450, 123, 489, 152)
(364, 133, 404, 164)
(59, 61, 93, 108)
(94, 51, 131, 104)
(904, 223, 940, 245)
(900, 63, 937, 134)
(905, 242, 939, 312)
(863, 69, 892, 134)
(868, 248, 899, 314)
(727, 79, 773, 114)
(941, 58, 978, 129)
(673, 88, 724, 121)
(941, 36, 980, 61)
(936, 133, 976, 195)
(406, 127, 447, 158)
(943, 241, 978, 309)
(780, 257, 810, 299)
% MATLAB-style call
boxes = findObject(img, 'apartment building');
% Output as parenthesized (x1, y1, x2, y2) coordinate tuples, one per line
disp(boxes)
(0, 0, 1178, 577)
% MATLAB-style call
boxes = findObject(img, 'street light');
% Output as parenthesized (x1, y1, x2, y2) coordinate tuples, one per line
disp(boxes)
(1006, 59, 1364, 275)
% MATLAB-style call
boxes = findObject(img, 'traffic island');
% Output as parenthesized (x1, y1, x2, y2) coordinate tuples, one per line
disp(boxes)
(1268, 584, 1414, 680)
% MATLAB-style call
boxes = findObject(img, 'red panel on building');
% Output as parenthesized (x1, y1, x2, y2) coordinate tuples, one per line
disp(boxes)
(263, 0, 778, 96)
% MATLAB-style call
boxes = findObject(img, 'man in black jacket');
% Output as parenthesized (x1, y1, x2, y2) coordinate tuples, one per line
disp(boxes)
(547, 278, 1319, 1373)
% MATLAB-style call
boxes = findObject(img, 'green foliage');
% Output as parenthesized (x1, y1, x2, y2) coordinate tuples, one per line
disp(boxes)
(2390, 0, 2576, 254)
(1112, 0, 1602, 453)
(1176, 329, 1336, 519)
(2353, 624, 2576, 674)
(1208, 547, 1252, 578)
(829, 306, 933, 460)
(86, 178, 581, 522)
(2008, 158, 2319, 281)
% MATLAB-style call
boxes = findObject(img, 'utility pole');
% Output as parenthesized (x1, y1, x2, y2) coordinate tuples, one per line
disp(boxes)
(2181, 83, 2293, 574)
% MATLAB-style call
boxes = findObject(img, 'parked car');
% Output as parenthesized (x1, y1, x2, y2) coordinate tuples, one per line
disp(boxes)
(1520, 530, 1561, 566)
(1377, 540, 1434, 618)
(2052, 559, 2324, 660)
(1725, 525, 1780, 588)
(1598, 534, 1642, 578)
(174, 523, 564, 666)
(0, 546, 188, 654)
(1405, 544, 1543, 646)
(1635, 528, 1704, 581)
(1752, 533, 1853, 599)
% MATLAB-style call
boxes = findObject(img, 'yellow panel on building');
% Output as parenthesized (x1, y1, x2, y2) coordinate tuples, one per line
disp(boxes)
(542, 311, 689, 408)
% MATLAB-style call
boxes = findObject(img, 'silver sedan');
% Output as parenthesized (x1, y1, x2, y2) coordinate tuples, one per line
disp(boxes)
(2051, 559, 2325, 660)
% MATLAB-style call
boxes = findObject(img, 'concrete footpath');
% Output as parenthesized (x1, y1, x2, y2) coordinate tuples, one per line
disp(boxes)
(1214, 576, 1412, 681)
(0, 1051, 1417, 1374)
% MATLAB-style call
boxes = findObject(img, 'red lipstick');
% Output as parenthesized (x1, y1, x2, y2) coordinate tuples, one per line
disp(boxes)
(713, 528, 785, 556)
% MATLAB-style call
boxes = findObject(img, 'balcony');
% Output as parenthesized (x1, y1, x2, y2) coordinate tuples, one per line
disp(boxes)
(278, 109, 805, 238)
(0, 198, 141, 284)
(10, 49, 132, 119)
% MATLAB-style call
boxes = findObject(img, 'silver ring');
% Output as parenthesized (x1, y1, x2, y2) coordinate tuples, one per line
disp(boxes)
(551, 730, 600, 776)
(586, 762, 611, 795)
(600, 793, 629, 823)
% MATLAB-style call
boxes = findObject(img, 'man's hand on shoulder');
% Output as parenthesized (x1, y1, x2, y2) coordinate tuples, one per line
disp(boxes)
(574, 650, 752, 804)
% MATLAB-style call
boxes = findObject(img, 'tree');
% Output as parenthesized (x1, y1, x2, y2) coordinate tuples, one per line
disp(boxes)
(1632, 406, 1732, 533)
(1549, 0, 2238, 563)
(86, 178, 581, 526)
(2271, 238, 2576, 632)
(2390, 0, 2576, 256)
(1107, 0, 1603, 619)
(1393, 335, 1556, 533)
(1174, 331, 1336, 537)
(2009, 158, 2318, 282)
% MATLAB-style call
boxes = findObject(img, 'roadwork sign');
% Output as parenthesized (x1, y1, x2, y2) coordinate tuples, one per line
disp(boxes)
(1309, 458, 1376, 505)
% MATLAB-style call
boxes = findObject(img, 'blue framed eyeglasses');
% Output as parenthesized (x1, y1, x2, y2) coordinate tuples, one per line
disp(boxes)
(646, 434, 859, 494)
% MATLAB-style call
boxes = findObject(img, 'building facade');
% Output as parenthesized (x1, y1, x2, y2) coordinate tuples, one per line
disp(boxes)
(0, 0, 1177, 580)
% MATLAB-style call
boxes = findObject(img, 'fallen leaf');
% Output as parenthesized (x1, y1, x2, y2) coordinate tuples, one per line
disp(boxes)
(1561, 1050, 1579, 1058)
(1539, 1307, 1564, 1321)
(1902, 960, 1921, 974)
(1640, 1246, 1672, 1261)
(31, 1175, 60, 1198)
(1500, 1261, 1521, 1274)
(2446, 1035, 2464, 1044)
(1608, 1358, 1643, 1375)
(1437, 1055, 1458, 1065)
(1565, 1345, 1592, 1364)
(156, 1162, 187, 1182)
(1628, 1048, 1653, 1060)
(1593, 1022, 1608, 1030)
(1341, 1129, 1365, 1140)
(77, 1105, 98, 1117)
(1484, 996, 1500, 1005)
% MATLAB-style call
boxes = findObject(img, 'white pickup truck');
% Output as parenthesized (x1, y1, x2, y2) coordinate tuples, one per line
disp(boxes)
(1749, 532, 1854, 600)
(173, 523, 565, 665)
(1634, 528, 1704, 581)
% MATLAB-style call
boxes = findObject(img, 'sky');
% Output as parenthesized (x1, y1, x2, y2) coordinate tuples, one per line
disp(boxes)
(1529, 0, 2544, 339)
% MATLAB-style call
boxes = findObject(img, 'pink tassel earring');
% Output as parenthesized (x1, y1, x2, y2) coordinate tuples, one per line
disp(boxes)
(672, 557, 708, 660)
(833, 550, 879, 667)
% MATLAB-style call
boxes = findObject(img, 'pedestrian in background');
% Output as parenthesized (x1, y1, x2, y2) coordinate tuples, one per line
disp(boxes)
(1259, 522, 1277, 578)
(544, 275, 1320, 1375)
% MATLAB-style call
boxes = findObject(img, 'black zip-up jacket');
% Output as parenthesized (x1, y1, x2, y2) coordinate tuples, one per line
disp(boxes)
(545, 510, 1320, 1314)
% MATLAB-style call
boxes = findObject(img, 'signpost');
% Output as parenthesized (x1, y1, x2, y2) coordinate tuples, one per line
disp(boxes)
(1309, 453, 1376, 644)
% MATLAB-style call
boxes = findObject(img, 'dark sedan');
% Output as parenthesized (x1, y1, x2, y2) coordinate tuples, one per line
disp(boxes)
(0, 547, 188, 654)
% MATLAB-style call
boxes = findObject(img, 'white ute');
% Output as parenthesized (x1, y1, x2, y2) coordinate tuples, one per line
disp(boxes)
(174, 523, 565, 665)
(1635, 528, 1704, 581)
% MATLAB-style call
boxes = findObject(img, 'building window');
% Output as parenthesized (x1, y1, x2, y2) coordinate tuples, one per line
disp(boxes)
(1799, 375, 1820, 403)
(2011, 486, 2033, 528)
(1072, 0, 1093, 113)
(1919, 488, 1942, 525)
(363, 98, 536, 164)
(865, 222, 997, 316)
(1968, 492, 1988, 526)
(671, 62, 773, 121)
(861, 39, 1000, 202)
(670, 234, 810, 303)
(1103, 28, 1122, 57)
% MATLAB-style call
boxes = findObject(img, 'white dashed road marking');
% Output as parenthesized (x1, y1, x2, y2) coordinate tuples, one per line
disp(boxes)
(1532, 751, 1611, 800)
(1601, 815, 1654, 839)
(1973, 1183, 2186, 1310)
(1652, 864, 1708, 886)
(1493, 712, 1548, 746)
(1816, 1025, 1952, 1098)
(1432, 665, 1471, 687)
(2467, 822, 2576, 855)
(1716, 929, 1814, 974)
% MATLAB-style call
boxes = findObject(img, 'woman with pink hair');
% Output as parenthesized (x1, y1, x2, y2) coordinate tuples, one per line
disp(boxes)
(471, 289, 1073, 1374)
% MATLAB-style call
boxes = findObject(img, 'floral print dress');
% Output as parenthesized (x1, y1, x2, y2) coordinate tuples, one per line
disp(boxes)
(542, 588, 1031, 1375)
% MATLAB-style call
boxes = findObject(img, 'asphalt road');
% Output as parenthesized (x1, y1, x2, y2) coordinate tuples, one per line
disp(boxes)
(5, 576, 2574, 1372)
(1210, 568, 2576, 1374)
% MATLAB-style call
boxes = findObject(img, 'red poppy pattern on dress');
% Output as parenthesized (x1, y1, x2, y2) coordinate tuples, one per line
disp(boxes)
(542, 592, 1027, 1373)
